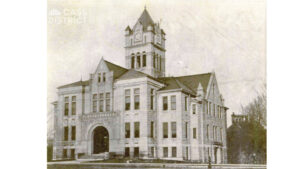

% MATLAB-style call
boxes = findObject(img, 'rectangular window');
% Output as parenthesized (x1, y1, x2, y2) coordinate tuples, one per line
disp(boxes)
(171, 122, 176, 138)
(64, 126, 68, 141)
(192, 104, 196, 114)
(64, 97, 69, 116)
(185, 122, 188, 138)
(210, 103, 212, 115)
(159, 56, 162, 71)
(92, 94, 97, 112)
(171, 95, 176, 110)
(131, 56, 135, 69)
(134, 88, 140, 110)
(150, 89, 154, 110)
(125, 122, 130, 138)
(213, 126, 216, 140)
(153, 55, 156, 68)
(184, 96, 188, 111)
(98, 73, 101, 83)
(71, 96, 76, 115)
(207, 125, 209, 140)
(137, 55, 141, 68)
(143, 54, 146, 67)
(150, 147, 154, 157)
(206, 102, 209, 114)
(71, 149, 75, 159)
(172, 147, 177, 157)
(163, 96, 168, 110)
(125, 89, 131, 111)
(134, 147, 139, 157)
(163, 147, 168, 157)
(103, 72, 106, 82)
(125, 147, 130, 157)
(220, 128, 223, 141)
(71, 126, 76, 141)
(105, 93, 110, 111)
(214, 104, 216, 117)
(157, 56, 160, 71)
(99, 93, 104, 112)
(193, 128, 197, 139)
(186, 147, 189, 160)
(134, 122, 140, 138)
(150, 121, 154, 138)
(163, 122, 168, 138)
(155, 54, 159, 69)
(63, 149, 68, 158)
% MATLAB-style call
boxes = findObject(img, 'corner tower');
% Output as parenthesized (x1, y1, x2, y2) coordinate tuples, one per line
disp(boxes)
(124, 8, 166, 78)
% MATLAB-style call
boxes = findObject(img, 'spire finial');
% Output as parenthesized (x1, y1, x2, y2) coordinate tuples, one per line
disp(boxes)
(144, 4, 146, 10)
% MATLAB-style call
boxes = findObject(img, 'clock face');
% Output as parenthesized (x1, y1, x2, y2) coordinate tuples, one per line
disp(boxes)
(135, 32, 142, 41)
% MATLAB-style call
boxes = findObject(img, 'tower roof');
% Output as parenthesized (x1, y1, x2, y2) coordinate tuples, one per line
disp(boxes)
(137, 8, 154, 28)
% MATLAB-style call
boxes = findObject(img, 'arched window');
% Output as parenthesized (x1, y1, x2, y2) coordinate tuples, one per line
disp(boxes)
(136, 52, 141, 68)
(131, 53, 135, 69)
(142, 51, 146, 67)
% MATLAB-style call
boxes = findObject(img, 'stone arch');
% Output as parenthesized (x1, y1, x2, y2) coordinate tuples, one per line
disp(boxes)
(86, 123, 112, 155)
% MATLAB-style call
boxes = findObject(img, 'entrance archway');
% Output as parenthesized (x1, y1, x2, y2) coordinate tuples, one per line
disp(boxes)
(92, 126, 109, 154)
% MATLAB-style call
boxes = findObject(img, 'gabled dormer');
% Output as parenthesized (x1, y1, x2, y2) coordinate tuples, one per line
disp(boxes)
(206, 72, 223, 106)
(91, 57, 128, 86)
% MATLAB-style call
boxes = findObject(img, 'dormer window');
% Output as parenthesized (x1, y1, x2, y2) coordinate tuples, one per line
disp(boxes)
(103, 72, 106, 82)
(98, 73, 101, 83)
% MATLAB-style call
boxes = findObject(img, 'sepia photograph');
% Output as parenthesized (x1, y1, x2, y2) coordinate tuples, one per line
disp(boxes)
(47, 0, 266, 168)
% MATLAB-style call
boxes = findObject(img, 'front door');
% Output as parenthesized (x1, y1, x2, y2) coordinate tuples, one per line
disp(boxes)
(93, 126, 109, 154)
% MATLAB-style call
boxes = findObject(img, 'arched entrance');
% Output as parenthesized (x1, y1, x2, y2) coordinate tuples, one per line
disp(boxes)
(92, 126, 109, 154)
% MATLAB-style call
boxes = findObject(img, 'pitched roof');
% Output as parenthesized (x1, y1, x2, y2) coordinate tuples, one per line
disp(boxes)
(57, 80, 89, 89)
(157, 73, 212, 95)
(116, 69, 162, 82)
(157, 77, 195, 95)
(58, 60, 127, 89)
(175, 73, 212, 93)
(104, 60, 128, 79)
(137, 9, 154, 29)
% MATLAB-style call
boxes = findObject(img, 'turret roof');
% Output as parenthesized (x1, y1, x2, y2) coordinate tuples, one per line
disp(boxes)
(137, 9, 154, 28)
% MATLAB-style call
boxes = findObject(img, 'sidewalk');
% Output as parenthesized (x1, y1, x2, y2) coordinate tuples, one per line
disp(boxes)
(48, 161, 266, 169)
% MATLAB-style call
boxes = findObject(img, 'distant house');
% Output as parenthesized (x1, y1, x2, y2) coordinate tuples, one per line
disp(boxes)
(52, 8, 228, 163)
(227, 113, 266, 164)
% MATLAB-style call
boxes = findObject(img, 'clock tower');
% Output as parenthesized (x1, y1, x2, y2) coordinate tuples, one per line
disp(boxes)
(124, 8, 166, 78)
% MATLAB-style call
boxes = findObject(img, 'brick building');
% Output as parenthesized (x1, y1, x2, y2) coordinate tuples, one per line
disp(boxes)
(52, 8, 228, 163)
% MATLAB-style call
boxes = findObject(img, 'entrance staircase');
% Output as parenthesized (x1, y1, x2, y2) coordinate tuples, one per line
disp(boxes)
(77, 152, 109, 161)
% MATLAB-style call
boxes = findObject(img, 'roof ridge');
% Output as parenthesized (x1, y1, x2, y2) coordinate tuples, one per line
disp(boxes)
(175, 77, 196, 93)
(171, 77, 181, 89)
(104, 60, 128, 70)
(173, 77, 196, 94)
(175, 72, 212, 78)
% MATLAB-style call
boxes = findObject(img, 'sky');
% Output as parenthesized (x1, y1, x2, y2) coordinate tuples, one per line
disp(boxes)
(47, 0, 266, 134)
